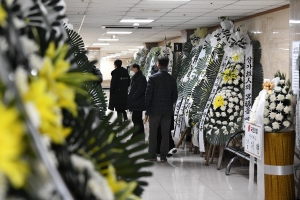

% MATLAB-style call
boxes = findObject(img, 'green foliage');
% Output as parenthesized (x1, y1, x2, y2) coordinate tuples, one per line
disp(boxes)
(176, 40, 193, 82)
(252, 40, 263, 102)
(64, 111, 153, 196)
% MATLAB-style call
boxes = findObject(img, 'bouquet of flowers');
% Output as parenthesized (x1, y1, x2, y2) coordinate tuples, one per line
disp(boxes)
(261, 72, 292, 132)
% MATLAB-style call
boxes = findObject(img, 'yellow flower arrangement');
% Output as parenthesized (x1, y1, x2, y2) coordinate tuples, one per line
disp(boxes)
(221, 68, 238, 83)
(23, 78, 71, 143)
(0, 100, 28, 188)
(231, 52, 240, 62)
(213, 94, 225, 109)
(0, 5, 7, 27)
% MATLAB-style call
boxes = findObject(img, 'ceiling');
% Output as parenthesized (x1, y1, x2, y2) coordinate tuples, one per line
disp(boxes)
(64, 0, 289, 59)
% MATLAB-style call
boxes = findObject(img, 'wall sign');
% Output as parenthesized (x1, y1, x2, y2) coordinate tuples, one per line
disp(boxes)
(244, 121, 263, 160)
(292, 41, 300, 95)
(174, 43, 183, 52)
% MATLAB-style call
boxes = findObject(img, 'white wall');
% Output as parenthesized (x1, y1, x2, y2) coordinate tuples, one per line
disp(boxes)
(100, 58, 132, 81)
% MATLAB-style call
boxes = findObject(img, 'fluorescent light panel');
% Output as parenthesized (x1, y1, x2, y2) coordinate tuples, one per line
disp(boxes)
(107, 31, 132, 34)
(145, 0, 190, 1)
(98, 38, 119, 41)
(92, 43, 110, 46)
(120, 19, 154, 23)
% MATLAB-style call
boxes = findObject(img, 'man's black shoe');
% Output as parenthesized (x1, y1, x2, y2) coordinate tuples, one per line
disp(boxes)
(144, 155, 157, 161)
(160, 157, 167, 163)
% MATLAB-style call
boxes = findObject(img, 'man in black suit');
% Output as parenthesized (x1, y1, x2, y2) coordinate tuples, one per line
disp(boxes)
(109, 59, 130, 125)
(145, 56, 178, 163)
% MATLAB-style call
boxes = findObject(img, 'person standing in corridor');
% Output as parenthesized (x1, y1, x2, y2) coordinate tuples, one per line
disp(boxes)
(109, 59, 130, 125)
(127, 64, 147, 141)
(144, 56, 178, 163)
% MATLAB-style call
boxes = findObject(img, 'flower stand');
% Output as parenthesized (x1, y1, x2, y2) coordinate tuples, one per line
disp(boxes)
(264, 131, 295, 200)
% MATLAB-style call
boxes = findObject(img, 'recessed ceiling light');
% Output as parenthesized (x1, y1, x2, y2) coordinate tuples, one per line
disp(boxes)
(140, 9, 160, 13)
(107, 31, 132, 34)
(92, 43, 110, 46)
(120, 19, 154, 23)
(129, 49, 139, 51)
(98, 38, 119, 41)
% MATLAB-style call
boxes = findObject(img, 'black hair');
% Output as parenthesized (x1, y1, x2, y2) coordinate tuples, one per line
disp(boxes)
(114, 59, 122, 68)
(131, 63, 140, 70)
(158, 55, 169, 68)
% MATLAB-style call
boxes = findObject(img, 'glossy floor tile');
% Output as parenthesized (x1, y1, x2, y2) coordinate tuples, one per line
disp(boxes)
(141, 147, 258, 200)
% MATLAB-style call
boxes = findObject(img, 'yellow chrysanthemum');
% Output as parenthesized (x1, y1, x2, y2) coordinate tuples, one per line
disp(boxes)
(232, 52, 240, 62)
(0, 5, 7, 27)
(23, 79, 71, 143)
(221, 68, 238, 83)
(39, 42, 77, 116)
(213, 94, 225, 110)
(0, 101, 28, 188)
(104, 165, 140, 200)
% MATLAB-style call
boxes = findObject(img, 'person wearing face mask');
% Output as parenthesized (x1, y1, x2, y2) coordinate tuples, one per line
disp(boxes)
(127, 64, 147, 141)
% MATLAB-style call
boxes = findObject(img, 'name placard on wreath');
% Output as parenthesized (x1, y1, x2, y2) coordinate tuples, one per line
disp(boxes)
(244, 121, 263, 159)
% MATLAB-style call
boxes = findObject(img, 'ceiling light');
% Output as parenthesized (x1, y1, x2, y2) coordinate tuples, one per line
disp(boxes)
(129, 49, 139, 51)
(145, 0, 190, 1)
(120, 19, 154, 23)
(98, 38, 119, 41)
(92, 43, 110, 46)
(107, 31, 132, 34)
(290, 20, 300, 24)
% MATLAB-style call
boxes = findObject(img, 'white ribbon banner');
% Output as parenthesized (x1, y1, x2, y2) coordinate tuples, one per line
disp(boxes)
(244, 44, 253, 124)
(198, 52, 229, 152)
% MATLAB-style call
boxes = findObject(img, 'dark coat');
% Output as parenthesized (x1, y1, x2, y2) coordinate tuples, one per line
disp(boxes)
(108, 67, 130, 111)
(127, 71, 147, 111)
(145, 69, 178, 115)
(92, 66, 103, 84)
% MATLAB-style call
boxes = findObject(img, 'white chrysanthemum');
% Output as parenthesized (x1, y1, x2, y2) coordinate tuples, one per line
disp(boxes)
(209, 125, 213, 128)
(233, 80, 239, 85)
(269, 103, 276, 110)
(277, 94, 285, 101)
(234, 97, 239, 103)
(221, 126, 227, 130)
(238, 94, 242, 99)
(230, 128, 235, 133)
(226, 92, 231, 97)
(224, 101, 228, 105)
(269, 112, 276, 119)
(221, 112, 226, 117)
(284, 106, 291, 114)
(282, 89, 287, 94)
(229, 122, 234, 126)
(283, 121, 290, 128)
(264, 118, 270, 125)
(29, 54, 43, 70)
(276, 103, 284, 111)
(236, 64, 242, 70)
(215, 130, 220, 135)
(235, 106, 239, 110)
(229, 97, 234, 102)
(13, 17, 26, 29)
(207, 129, 212, 135)
(228, 80, 233, 84)
(279, 80, 285, 85)
(229, 116, 234, 121)
(222, 121, 228, 125)
(264, 108, 269, 116)
(237, 117, 241, 122)
(270, 95, 276, 102)
(265, 101, 269, 107)
(211, 119, 215, 124)
(223, 129, 229, 135)
(234, 112, 238, 117)
(217, 120, 221, 125)
(71, 155, 94, 173)
(240, 83, 244, 89)
(275, 113, 283, 121)
(20, 36, 38, 54)
(216, 112, 220, 117)
(240, 110, 243, 116)
(234, 88, 239, 92)
(228, 108, 233, 113)
(213, 127, 218, 130)
(0, 37, 8, 52)
(220, 106, 226, 111)
(265, 126, 272, 132)
(88, 172, 114, 200)
(234, 123, 239, 128)
(272, 122, 280, 130)
(240, 101, 244, 106)
(286, 94, 292, 100)
(205, 124, 208, 128)
(228, 103, 234, 108)
(274, 86, 282, 93)
(232, 92, 237, 95)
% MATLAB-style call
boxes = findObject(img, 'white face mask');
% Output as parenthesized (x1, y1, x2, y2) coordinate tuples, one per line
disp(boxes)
(129, 70, 135, 77)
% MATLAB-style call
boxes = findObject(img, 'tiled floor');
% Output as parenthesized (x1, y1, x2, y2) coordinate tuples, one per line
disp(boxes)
(140, 147, 259, 200)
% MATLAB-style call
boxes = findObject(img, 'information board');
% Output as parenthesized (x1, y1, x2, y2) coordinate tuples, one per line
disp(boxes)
(244, 121, 263, 160)
(174, 43, 183, 52)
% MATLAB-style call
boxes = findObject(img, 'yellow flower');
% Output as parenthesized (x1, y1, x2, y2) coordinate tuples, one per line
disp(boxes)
(232, 52, 240, 62)
(39, 43, 77, 116)
(213, 94, 225, 110)
(221, 68, 238, 83)
(0, 101, 28, 188)
(23, 78, 71, 143)
(104, 165, 140, 200)
(0, 5, 7, 27)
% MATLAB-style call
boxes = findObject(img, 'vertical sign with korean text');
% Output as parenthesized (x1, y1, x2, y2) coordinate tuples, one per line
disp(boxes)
(292, 41, 300, 95)
(244, 121, 262, 159)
